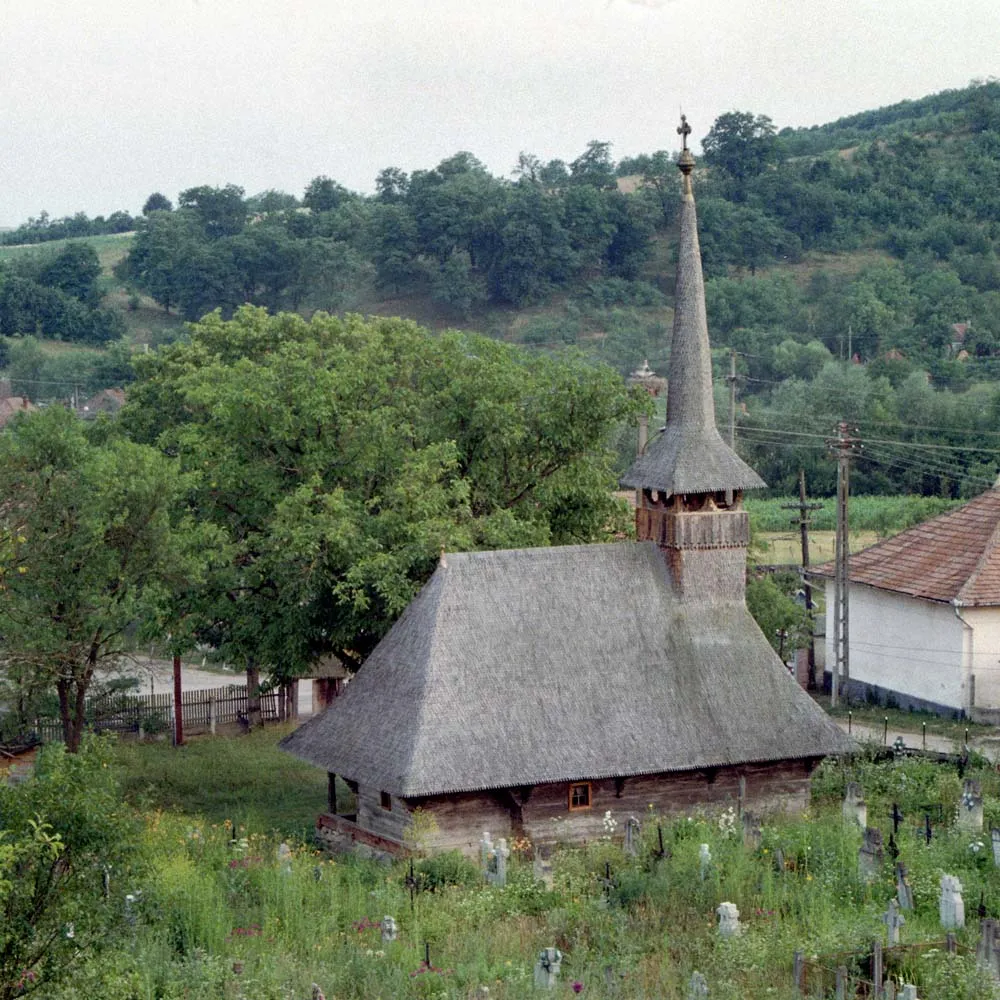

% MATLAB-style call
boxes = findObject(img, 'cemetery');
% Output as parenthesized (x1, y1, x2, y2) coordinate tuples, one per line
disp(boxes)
(21, 734, 1000, 999)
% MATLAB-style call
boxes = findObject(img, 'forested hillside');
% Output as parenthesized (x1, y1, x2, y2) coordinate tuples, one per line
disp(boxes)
(3, 80, 1000, 498)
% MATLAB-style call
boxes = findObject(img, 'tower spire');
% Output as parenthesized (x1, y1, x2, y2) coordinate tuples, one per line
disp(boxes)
(621, 117, 764, 498)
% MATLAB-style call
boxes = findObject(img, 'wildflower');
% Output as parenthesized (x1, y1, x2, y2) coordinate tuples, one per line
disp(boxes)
(572, 982, 584, 993)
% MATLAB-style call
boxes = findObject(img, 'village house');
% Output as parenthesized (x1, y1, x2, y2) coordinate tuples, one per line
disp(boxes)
(0, 379, 35, 430)
(818, 485, 1000, 722)
(281, 124, 852, 856)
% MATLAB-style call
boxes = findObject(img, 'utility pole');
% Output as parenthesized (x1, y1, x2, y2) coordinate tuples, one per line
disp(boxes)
(828, 422, 861, 707)
(781, 469, 822, 689)
(726, 349, 737, 449)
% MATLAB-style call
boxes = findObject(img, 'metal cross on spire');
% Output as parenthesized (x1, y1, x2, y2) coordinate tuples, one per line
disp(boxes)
(677, 114, 692, 150)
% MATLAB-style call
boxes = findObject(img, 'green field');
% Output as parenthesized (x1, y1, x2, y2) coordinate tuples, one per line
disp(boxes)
(0, 231, 133, 272)
(756, 529, 880, 565)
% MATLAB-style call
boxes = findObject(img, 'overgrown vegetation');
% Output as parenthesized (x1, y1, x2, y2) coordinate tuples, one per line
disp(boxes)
(9, 734, 996, 998)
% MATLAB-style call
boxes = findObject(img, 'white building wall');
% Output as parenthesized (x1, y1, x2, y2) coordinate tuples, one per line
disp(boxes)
(963, 607, 1000, 711)
(825, 582, 967, 710)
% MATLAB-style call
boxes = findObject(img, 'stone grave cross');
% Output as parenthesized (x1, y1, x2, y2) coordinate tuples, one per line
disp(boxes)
(534, 947, 562, 989)
(958, 779, 984, 832)
(883, 898, 905, 945)
(624, 815, 640, 857)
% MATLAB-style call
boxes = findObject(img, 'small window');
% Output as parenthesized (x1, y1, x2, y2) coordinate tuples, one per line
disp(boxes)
(568, 782, 591, 811)
(380, 791, 392, 811)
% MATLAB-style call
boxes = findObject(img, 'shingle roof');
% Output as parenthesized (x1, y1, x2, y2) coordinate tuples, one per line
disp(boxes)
(281, 543, 852, 796)
(621, 159, 764, 495)
(814, 487, 1000, 606)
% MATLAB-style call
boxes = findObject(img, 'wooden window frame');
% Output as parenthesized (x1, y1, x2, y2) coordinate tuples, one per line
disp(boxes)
(379, 790, 392, 811)
(568, 781, 592, 811)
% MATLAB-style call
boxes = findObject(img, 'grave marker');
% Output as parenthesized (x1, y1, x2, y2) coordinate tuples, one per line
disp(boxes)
(882, 898, 905, 945)
(958, 779, 984, 833)
(940, 874, 965, 930)
(977, 917, 1000, 981)
(858, 827, 884, 881)
(699, 843, 712, 881)
(843, 782, 867, 828)
(891, 803, 903, 835)
(624, 815, 640, 857)
(742, 812, 761, 850)
(687, 971, 709, 998)
(480, 832, 509, 887)
(277, 841, 292, 875)
(533, 844, 554, 890)
(896, 863, 914, 911)
(534, 947, 562, 989)
(381, 916, 397, 943)
(716, 901, 742, 939)
(992, 828, 1000, 867)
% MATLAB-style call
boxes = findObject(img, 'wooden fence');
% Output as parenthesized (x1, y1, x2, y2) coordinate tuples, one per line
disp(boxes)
(793, 936, 967, 998)
(34, 684, 281, 742)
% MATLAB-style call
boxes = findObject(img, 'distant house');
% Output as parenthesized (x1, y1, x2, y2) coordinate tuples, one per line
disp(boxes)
(0, 395, 34, 429)
(78, 388, 126, 419)
(817, 485, 1000, 721)
(281, 131, 851, 857)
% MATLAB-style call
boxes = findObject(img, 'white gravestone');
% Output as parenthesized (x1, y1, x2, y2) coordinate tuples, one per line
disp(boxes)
(716, 901, 742, 939)
(991, 828, 1000, 867)
(480, 832, 509, 887)
(939, 874, 965, 930)
(277, 841, 292, 875)
(380, 916, 397, 943)
(843, 782, 867, 828)
(699, 844, 712, 881)
(958, 780, 984, 833)
(534, 947, 562, 989)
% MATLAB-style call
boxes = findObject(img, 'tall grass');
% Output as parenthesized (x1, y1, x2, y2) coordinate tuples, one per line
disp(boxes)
(67, 737, 999, 999)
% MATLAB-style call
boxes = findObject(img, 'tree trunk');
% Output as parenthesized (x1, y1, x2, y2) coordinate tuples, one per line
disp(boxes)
(56, 676, 74, 749)
(246, 660, 261, 731)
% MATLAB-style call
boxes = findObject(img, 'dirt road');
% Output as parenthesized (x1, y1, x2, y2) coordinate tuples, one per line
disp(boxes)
(105, 657, 315, 718)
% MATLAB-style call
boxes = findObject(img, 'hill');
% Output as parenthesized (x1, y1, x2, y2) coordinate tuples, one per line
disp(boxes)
(3, 80, 1000, 497)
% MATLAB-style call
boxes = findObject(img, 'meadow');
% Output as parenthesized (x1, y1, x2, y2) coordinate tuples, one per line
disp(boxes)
(31, 730, 992, 999)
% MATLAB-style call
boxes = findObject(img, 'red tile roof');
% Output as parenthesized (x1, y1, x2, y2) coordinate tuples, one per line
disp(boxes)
(816, 488, 1000, 606)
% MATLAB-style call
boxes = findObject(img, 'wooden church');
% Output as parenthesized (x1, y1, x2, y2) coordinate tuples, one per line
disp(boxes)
(281, 125, 853, 856)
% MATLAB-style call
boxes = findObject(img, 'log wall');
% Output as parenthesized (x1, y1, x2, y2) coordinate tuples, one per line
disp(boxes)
(360, 759, 817, 856)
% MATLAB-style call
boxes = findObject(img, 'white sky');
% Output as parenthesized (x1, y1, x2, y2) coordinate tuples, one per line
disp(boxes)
(1, 0, 998, 227)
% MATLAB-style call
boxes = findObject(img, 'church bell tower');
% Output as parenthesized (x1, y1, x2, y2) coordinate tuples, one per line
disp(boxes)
(621, 117, 766, 602)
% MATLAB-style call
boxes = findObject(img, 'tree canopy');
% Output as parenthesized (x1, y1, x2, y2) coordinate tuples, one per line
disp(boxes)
(121, 307, 644, 679)
(0, 407, 204, 749)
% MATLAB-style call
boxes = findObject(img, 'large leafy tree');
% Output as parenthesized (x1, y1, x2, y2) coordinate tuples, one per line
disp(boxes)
(0, 407, 203, 750)
(121, 307, 643, 690)
(702, 111, 779, 198)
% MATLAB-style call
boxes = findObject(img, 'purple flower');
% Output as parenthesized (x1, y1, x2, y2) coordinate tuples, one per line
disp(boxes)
(572, 982, 584, 994)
